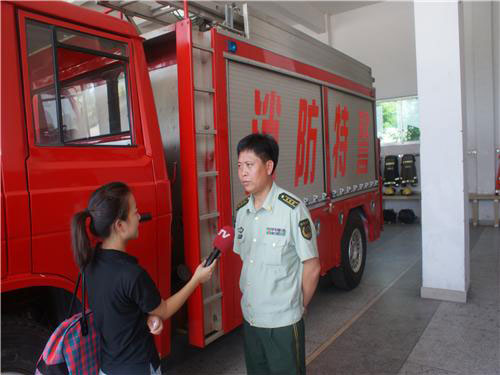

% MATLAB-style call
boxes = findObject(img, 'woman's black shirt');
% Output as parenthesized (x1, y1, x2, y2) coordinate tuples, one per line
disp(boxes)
(85, 248, 161, 375)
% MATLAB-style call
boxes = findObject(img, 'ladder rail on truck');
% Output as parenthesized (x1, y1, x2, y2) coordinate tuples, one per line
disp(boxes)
(1, 1, 382, 373)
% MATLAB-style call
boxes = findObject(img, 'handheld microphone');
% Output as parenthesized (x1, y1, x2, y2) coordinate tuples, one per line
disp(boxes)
(204, 226, 235, 267)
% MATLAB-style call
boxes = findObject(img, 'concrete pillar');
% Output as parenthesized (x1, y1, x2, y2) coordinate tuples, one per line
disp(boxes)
(414, 1, 470, 303)
(326, 13, 333, 47)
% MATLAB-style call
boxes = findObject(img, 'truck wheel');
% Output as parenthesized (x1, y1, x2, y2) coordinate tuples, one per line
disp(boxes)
(330, 212, 367, 290)
(1, 315, 51, 374)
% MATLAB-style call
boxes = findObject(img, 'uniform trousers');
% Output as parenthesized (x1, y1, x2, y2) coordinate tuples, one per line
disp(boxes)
(243, 318, 306, 375)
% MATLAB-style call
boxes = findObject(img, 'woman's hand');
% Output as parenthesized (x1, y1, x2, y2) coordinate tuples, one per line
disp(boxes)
(147, 314, 163, 335)
(192, 259, 217, 284)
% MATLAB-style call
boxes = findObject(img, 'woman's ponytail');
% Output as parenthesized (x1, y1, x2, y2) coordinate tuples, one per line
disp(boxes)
(70, 182, 131, 269)
(71, 210, 95, 269)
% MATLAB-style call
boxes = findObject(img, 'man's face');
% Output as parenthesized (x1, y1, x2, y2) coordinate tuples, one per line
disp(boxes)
(237, 150, 274, 195)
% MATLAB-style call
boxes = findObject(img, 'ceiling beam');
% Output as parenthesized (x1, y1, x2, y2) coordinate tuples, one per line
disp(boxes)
(248, 1, 326, 34)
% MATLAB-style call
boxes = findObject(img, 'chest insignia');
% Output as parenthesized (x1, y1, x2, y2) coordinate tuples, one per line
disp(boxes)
(266, 227, 286, 236)
(299, 219, 312, 240)
(278, 193, 299, 209)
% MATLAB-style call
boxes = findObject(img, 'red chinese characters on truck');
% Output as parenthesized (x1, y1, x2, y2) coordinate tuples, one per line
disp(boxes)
(295, 98, 319, 187)
(331, 106, 372, 178)
(252, 89, 281, 142)
(251, 89, 371, 185)
(356, 111, 370, 175)
(333, 105, 349, 178)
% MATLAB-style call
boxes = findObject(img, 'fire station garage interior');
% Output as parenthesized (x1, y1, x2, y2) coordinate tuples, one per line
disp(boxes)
(1, 1, 499, 375)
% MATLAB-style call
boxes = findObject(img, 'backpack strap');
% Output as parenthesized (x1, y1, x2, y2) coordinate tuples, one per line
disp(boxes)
(66, 270, 89, 336)
(67, 273, 81, 319)
(80, 272, 88, 336)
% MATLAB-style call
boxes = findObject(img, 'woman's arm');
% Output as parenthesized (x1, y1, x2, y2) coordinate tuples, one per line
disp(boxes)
(149, 260, 217, 321)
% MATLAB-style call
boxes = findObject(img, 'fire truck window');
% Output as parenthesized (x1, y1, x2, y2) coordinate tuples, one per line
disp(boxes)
(25, 19, 132, 146)
(57, 48, 131, 145)
(26, 20, 59, 145)
(57, 28, 128, 57)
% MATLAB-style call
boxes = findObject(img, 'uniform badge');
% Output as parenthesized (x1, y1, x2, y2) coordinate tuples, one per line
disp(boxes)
(237, 226, 244, 239)
(299, 219, 312, 240)
(236, 197, 249, 211)
(278, 193, 299, 209)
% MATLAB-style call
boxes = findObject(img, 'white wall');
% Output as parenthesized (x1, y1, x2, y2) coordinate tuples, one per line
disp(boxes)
(292, 21, 329, 46)
(329, 2, 417, 100)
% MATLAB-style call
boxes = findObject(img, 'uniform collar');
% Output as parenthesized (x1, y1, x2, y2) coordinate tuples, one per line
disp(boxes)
(248, 182, 278, 213)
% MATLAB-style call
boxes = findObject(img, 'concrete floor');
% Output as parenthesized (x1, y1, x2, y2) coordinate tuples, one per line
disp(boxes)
(163, 224, 500, 374)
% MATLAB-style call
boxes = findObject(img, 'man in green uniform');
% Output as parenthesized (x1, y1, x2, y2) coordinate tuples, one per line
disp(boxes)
(234, 133, 321, 375)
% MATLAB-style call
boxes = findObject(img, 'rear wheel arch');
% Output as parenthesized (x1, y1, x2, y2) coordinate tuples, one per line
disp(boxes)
(349, 205, 370, 238)
(1, 285, 81, 374)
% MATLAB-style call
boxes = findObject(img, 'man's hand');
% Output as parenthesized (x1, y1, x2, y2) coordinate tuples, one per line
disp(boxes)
(302, 257, 321, 311)
(147, 314, 163, 335)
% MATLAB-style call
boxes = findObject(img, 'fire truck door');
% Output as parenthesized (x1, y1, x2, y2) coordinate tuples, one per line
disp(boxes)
(18, 12, 158, 284)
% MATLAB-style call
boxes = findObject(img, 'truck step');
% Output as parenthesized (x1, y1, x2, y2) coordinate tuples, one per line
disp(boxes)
(194, 87, 215, 94)
(193, 43, 214, 53)
(198, 171, 218, 178)
(199, 212, 220, 221)
(203, 292, 222, 305)
(196, 129, 217, 135)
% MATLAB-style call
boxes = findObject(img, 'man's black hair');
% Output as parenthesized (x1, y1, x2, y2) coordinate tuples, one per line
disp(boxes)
(237, 133, 279, 174)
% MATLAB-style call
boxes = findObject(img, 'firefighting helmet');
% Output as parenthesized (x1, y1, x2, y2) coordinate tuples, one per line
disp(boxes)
(401, 187, 413, 196)
(384, 187, 396, 196)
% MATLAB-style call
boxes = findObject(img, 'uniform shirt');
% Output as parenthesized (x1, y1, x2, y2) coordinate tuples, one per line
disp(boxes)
(233, 183, 319, 328)
(86, 248, 161, 375)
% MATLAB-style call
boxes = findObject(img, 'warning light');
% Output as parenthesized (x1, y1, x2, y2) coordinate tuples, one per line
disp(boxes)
(228, 41, 237, 53)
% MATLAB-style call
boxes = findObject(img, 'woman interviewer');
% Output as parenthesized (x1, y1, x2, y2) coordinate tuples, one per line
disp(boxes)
(71, 182, 216, 375)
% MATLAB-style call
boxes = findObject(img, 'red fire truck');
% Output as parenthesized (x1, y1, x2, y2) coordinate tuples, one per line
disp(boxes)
(1, 1, 382, 372)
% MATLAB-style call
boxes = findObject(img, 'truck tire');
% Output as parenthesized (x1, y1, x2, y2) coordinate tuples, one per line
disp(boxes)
(1, 315, 51, 374)
(330, 212, 367, 290)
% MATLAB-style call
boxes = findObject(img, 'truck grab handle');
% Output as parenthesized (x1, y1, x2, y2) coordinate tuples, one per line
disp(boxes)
(139, 213, 152, 222)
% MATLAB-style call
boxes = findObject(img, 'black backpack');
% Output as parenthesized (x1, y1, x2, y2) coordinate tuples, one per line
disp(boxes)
(383, 209, 397, 224)
(383, 155, 400, 186)
(398, 209, 417, 224)
(400, 154, 418, 186)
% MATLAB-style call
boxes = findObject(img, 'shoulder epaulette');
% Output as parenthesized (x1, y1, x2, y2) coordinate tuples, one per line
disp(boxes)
(236, 196, 249, 211)
(278, 192, 299, 209)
